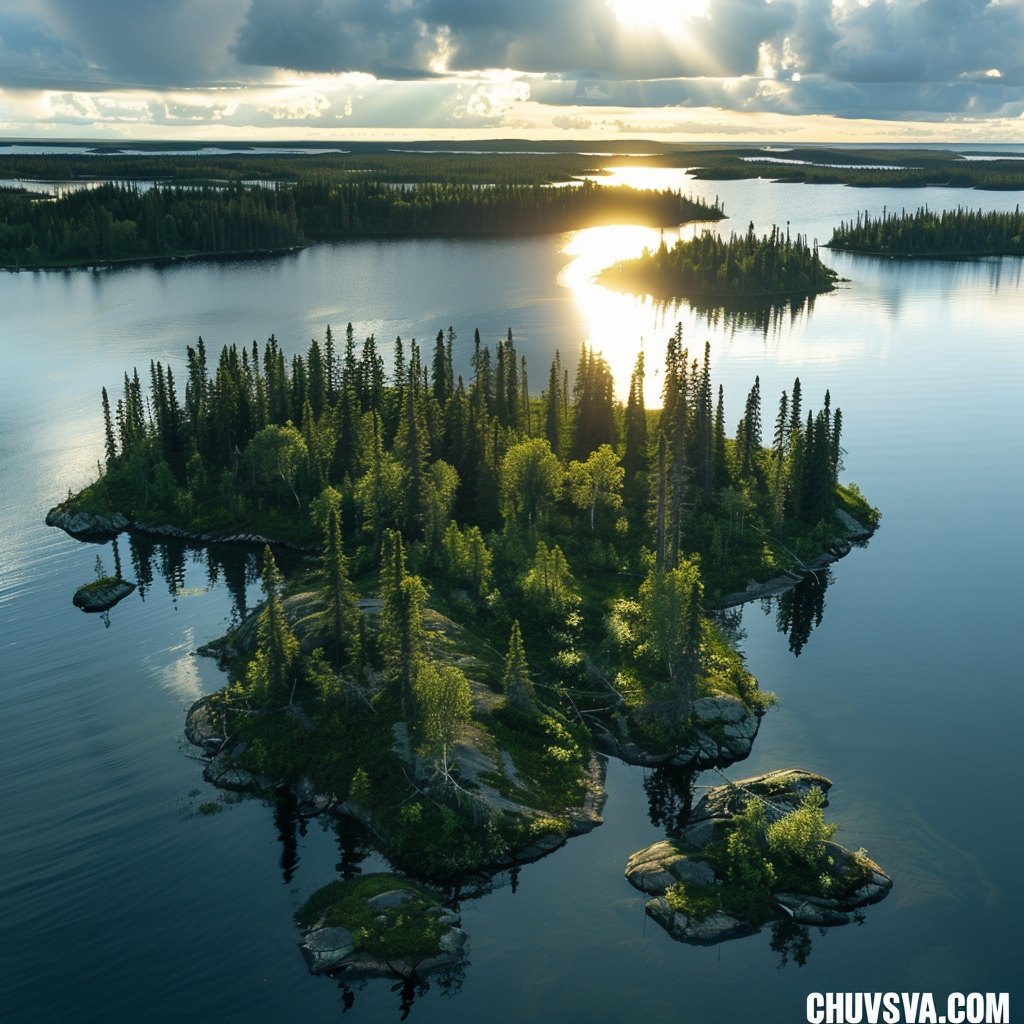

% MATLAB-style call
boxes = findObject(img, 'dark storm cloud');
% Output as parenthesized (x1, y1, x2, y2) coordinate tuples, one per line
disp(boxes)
(0, 8, 87, 86)
(232, 0, 789, 80)
(0, 0, 249, 88)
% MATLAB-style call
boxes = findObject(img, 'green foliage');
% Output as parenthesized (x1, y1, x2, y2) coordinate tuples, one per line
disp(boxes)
(439, 521, 492, 595)
(501, 621, 536, 714)
(837, 482, 881, 530)
(720, 799, 779, 924)
(500, 438, 562, 527)
(767, 787, 839, 893)
(599, 225, 838, 300)
(485, 705, 590, 813)
(664, 880, 723, 921)
(522, 541, 579, 617)
(566, 444, 624, 533)
(414, 662, 472, 753)
(695, 788, 847, 925)
(0, 168, 721, 268)
(829, 205, 1024, 257)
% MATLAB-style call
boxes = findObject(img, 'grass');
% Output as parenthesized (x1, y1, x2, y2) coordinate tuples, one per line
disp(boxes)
(76, 576, 122, 594)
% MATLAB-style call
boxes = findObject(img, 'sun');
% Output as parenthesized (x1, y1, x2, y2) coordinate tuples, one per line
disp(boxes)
(607, 0, 710, 29)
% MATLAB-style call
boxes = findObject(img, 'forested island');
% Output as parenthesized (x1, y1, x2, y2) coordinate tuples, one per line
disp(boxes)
(48, 321, 882, 973)
(597, 225, 838, 301)
(827, 205, 1024, 257)
(0, 177, 719, 268)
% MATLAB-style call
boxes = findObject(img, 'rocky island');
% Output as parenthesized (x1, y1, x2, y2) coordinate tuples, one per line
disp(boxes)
(48, 318, 882, 976)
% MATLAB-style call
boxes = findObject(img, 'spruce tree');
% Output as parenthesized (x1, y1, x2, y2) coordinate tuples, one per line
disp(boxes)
(502, 621, 537, 714)
(256, 545, 299, 705)
(321, 504, 360, 667)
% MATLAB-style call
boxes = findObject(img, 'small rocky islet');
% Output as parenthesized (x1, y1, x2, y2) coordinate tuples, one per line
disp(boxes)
(625, 769, 892, 945)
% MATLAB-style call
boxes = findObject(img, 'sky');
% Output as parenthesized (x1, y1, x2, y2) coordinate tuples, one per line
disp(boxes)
(0, 0, 1021, 144)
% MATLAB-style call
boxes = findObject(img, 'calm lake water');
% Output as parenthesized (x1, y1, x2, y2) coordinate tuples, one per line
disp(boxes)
(1, 171, 1022, 1023)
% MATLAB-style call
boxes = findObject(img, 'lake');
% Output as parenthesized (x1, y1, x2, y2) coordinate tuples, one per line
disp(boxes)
(1, 170, 1021, 1022)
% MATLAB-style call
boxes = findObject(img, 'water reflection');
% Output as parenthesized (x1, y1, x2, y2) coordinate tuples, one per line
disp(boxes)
(334, 957, 468, 1020)
(773, 567, 832, 657)
(769, 919, 813, 969)
(125, 533, 291, 624)
(644, 767, 696, 837)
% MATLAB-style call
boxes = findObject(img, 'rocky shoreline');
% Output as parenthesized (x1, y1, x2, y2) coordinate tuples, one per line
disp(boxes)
(716, 509, 873, 609)
(591, 692, 762, 772)
(45, 506, 319, 555)
(184, 695, 607, 871)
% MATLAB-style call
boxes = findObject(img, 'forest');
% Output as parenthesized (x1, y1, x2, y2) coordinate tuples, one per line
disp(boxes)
(54, 318, 878, 882)
(4, 144, 1022, 190)
(827, 205, 1024, 256)
(675, 146, 1024, 190)
(597, 224, 838, 300)
(0, 178, 720, 267)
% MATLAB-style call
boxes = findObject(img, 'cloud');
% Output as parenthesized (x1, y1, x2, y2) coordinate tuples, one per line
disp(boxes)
(0, 0, 1019, 128)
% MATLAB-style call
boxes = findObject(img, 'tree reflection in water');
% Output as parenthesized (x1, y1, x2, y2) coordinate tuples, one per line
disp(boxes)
(770, 918, 814, 968)
(775, 567, 831, 657)
(644, 767, 696, 837)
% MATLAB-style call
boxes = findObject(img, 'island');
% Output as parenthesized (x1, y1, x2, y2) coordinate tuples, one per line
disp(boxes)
(827, 205, 1024, 258)
(1, 170, 720, 269)
(48, 318, 881, 973)
(596, 226, 838, 303)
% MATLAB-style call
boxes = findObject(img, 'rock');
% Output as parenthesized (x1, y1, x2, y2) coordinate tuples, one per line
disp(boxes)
(301, 926, 356, 974)
(229, 742, 247, 760)
(775, 893, 850, 926)
(690, 768, 832, 824)
(438, 927, 467, 954)
(645, 897, 759, 945)
(72, 578, 135, 612)
(392, 722, 412, 763)
(184, 697, 218, 747)
(47, 508, 129, 537)
(836, 508, 872, 540)
(365, 889, 417, 911)
(625, 841, 718, 896)
(500, 750, 524, 787)
(679, 818, 723, 849)
(692, 694, 747, 724)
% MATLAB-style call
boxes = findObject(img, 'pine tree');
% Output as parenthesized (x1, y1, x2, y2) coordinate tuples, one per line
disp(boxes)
(321, 503, 360, 667)
(101, 386, 117, 467)
(379, 530, 427, 725)
(502, 621, 537, 713)
(255, 545, 299, 705)
(544, 351, 563, 456)
(622, 351, 647, 483)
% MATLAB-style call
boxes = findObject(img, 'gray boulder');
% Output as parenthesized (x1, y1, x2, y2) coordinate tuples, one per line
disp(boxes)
(301, 927, 356, 974)
(645, 897, 759, 945)
(625, 841, 717, 896)
(72, 578, 135, 612)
